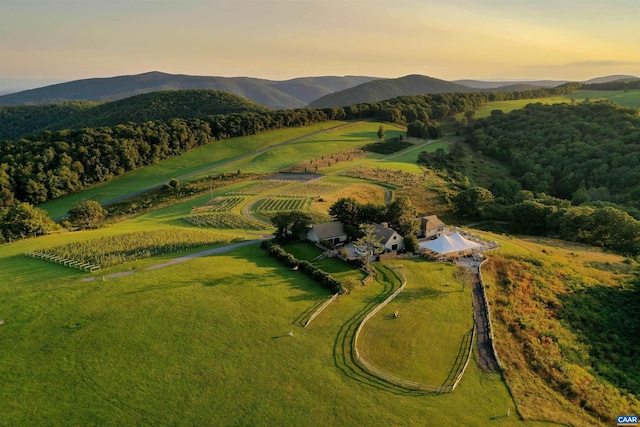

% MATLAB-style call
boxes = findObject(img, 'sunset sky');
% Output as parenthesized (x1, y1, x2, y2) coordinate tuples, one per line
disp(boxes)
(1, 0, 638, 85)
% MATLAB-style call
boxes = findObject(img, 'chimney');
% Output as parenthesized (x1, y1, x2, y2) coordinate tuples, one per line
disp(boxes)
(381, 222, 388, 228)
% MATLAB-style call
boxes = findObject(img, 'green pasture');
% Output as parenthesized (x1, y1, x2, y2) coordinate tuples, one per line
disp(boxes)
(39, 121, 347, 219)
(0, 235, 554, 425)
(188, 121, 406, 177)
(358, 260, 474, 386)
(283, 241, 367, 284)
(471, 96, 568, 118)
(471, 90, 640, 119)
(567, 89, 640, 108)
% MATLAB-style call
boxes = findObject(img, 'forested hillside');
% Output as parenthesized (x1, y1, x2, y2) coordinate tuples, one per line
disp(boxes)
(467, 102, 640, 209)
(309, 75, 472, 108)
(309, 74, 582, 108)
(0, 86, 581, 208)
(0, 90, 269, 140)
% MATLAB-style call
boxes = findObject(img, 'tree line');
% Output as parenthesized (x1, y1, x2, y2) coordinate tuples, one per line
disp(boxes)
(466, 102, 640, 210)
(0, 84, 582, 209)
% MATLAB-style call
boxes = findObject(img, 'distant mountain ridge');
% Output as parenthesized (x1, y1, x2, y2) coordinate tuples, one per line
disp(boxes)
(1, 71, 635, 110)
(309, 74, 639, 108)
(308, 75, 474, 108)
(0, 72, 379, 109)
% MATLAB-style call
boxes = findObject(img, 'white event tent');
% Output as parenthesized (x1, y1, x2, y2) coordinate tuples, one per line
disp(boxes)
(419, 231, 484, 259)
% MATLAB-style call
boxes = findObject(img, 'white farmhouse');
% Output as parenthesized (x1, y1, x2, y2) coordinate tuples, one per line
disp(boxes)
(372, 222, 404, 252)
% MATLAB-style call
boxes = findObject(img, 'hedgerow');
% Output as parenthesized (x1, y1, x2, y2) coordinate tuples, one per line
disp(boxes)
(260, 240, 346, 294)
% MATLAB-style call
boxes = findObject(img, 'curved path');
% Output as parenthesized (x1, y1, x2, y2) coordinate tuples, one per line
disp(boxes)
(81, 239, 264, 282)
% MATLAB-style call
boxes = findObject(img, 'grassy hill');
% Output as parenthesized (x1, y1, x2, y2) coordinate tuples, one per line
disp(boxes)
(1, 119, 637, 424)
(308, 74, 474, 108)
(0, 90, 270, 140)
(0, 71, 379, 110)
(481, 237, 640, 425)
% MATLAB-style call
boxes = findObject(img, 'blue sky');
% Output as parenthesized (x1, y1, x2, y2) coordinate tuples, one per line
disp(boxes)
(0, 0, 638, 82)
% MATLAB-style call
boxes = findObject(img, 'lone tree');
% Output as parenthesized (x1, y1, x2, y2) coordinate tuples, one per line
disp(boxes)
(68, 200, 107, 229)
(271, 211, 312, 241)
(377, 125, 385, 141)
(0, 202, 54, 240)
(353, 224, 385, 272)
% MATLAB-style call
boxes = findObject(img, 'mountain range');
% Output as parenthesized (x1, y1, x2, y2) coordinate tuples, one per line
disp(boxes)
(0, 71, 636, 110)
(0, 72, 378, 109)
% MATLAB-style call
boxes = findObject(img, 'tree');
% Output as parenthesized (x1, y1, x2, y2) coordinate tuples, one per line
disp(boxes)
(453, 266, 474, 291)
(403, 234, 419, 254)
(0, 202, 54, 240)
(385, 196, 418, 237)
(329, 197, 360, 228)
(352, 224, 384, 272)
(377, 125, 385, 141)
(271, 211, 312, 241)
(453, 187, 494, 218)
(68, 200, 107, 229)
(167, 178, 181, 189)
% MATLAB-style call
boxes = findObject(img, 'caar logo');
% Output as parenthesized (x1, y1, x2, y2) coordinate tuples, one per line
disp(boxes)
(617, 415, 639, 426)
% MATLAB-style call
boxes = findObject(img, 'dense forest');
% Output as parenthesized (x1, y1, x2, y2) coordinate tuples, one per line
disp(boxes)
(0, 85, 580, 208)
(466, 102, 640, 209)
(0, 90, 268, 140)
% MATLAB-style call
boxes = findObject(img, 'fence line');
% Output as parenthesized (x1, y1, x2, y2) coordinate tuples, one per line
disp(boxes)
(352, 265, 475, 392)
(451, 322, 477, 390)
(478, 259, 503, 370)
(304, 293, 339, 328)
(25, 251, 100, 272)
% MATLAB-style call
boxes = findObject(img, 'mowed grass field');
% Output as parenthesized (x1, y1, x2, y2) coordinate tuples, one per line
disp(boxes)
(359, 260, 474, 386)
(187, 121, 406, 178)
(472, 89, 640, 118)
(0, 117, 577, 425)
(0, 233, 556, 426)
(39, 121, 349, 219)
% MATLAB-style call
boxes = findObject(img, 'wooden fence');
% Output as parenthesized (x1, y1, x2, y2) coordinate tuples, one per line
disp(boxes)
(304, 293, 339, 328)
(352, 265, 476, 392)
(25, 251, 100, 272)
(478, 259, 503, 370)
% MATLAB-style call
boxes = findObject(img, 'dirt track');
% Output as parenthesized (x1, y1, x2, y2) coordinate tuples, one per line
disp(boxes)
(457, 259, 500, 371)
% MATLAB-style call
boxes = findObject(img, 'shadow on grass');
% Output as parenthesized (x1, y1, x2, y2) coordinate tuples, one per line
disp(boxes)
(440, 327, 474, 388)
(332, 267, 436, 396)
(292, 296, 333, 327)
(397, 287, 454, 301)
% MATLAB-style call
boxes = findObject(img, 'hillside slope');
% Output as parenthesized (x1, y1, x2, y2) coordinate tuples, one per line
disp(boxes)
(0, 90, 269, 140)
(308, 74, 474, 108)
(0, 71, 379, 109)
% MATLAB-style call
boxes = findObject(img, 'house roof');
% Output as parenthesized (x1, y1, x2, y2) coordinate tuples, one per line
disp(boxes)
(311, 221, 346, 240)
(372, 223, 401, 245)
(421, 215, 444, 230)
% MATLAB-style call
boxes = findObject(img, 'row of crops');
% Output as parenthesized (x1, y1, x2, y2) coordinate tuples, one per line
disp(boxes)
(343, 167, 424, 187)
(274, 182, 339, 197)
(227, 180, 291, 195)
(183, 213, 270, 230)
(34, 229, 236, 268)
(256, 197, 309, 212)
(205, 196, 245, 212)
